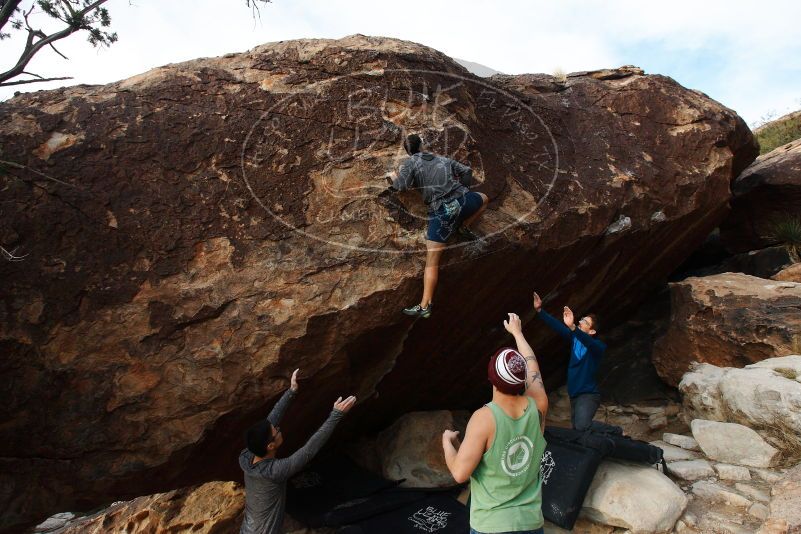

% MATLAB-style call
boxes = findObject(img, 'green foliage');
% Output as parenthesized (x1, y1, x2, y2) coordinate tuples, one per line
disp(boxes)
(770, 216, 801, 246)
(756, 112, 801, 155)
(37, 0, 117, 47)
(767, 215, 801, 262)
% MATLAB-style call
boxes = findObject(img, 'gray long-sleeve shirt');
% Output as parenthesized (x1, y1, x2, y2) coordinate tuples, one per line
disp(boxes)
(239, 389, 343, 534)
(391, 152, 473, 211)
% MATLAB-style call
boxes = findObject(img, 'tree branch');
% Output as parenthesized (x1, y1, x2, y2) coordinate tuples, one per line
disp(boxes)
(0, 75, 72, 86)
(60, 0, 77, 19)
(245, 0, 271, 20)
(0, 0, 23, 34)
(0, 0, 109, 84)
(49, 41, 69, 60)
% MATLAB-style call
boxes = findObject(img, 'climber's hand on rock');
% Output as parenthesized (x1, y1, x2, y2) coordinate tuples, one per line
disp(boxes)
(333, 395, 357, 414)
(290, 368, 299, 392)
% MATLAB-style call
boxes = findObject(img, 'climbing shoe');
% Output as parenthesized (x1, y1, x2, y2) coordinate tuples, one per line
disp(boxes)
(402, 303, 432, 318)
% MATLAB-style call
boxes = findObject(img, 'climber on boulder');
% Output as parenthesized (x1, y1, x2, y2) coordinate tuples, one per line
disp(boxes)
(380, 133, 489, 318)
(239, 368, 357, 534)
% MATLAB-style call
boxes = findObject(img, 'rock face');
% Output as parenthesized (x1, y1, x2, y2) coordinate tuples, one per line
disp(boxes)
(376, 410, 468, 487)
(715, 464, 752, 481)
(665, 459, 714, 480)
(680, 356, 801, 457)
(652, 273, 801, 385)
(580, 460, 687, 533)
(596, 287, 675, 404)
(650, 441, 699, 462)
(59, 481, 244, 533)
(720, 138, 801, 254)
(690, 480, 752, 508)
(690, 419, 779, 468)
(773, 263, 801, 282)
(663, 433, 700, 451)
(0, 34, 757, 529)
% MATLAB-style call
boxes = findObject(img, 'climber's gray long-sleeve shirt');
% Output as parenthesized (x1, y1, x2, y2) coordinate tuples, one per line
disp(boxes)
(239, 389, 343, 534)
(391, 152, 473, 211)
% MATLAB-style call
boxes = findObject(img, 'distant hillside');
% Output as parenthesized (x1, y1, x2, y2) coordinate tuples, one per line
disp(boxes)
(454, 58, 503, 78)
(755, 110, 801, 154)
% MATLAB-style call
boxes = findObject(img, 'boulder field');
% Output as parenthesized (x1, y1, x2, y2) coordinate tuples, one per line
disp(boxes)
(0, 34, 757, 529)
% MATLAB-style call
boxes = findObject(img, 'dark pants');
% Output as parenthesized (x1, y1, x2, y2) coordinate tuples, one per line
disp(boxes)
(570, 393, 601, 431)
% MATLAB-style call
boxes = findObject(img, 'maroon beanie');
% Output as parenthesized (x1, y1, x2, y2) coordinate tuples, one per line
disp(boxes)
(488, 347, 527, 394)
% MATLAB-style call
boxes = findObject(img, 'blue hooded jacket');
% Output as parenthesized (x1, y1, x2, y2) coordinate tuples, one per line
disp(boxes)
(537, 309, 606, 398)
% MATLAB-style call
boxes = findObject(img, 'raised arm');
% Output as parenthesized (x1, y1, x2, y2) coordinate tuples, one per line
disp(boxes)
(450, 159, 473, 187)
(536, 309, 573, 341)
(442, 407, 492, 484)
(533, 291, 572, 341)
(504, 313, 548, 428)
(266, 369, 299, 426)
(264, 395, 356, 482)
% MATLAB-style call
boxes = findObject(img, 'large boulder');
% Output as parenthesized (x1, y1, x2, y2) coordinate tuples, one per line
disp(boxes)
(580, 460, 687, 533)
(59, 481, 244, 533)
(679, 356, 801, 459)
(0, 34, 756, 529)
(652, 273, 801, 385)
(376, 410, 468, 487)
(720, 138, 801, 254)
(690, 419, 780, 468)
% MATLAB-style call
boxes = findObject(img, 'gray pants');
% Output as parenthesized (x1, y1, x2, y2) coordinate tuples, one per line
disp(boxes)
(570, 393, 601, 431)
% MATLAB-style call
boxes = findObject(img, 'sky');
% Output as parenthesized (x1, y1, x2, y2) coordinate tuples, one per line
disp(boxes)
(1, 0, 799, 126)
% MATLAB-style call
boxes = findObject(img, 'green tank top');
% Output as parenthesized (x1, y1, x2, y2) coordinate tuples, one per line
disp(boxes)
(469, 397, 547, 532)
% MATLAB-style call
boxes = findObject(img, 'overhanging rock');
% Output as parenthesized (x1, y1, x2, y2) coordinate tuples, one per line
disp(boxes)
(0, 34, 756, 529)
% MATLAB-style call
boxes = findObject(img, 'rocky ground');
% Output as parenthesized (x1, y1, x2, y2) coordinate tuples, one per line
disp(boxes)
(33, 366, 801, 533)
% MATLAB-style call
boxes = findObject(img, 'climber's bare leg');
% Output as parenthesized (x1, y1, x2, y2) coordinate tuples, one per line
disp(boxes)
(421, 240, 446, 308)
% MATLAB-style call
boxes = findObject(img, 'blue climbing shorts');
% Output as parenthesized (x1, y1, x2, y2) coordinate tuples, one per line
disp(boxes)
(426, 191, 484, 243)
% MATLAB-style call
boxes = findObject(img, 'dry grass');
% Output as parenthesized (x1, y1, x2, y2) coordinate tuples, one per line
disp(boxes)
(755, 110, 801, 154)
(764, 422, 801, 467)
(773, 367, 799, 380)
